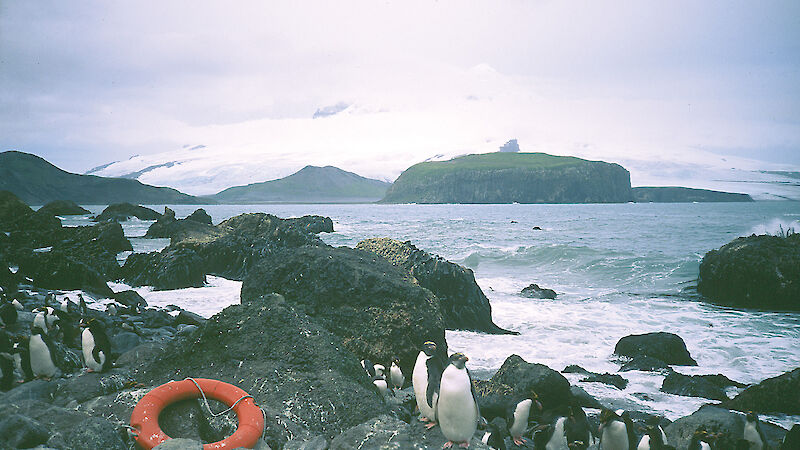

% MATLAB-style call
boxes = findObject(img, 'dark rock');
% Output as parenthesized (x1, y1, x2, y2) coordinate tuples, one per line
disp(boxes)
(51, 371, 134, 406)
(723, 367, 800, 414)
(37, 199, 91, 216)
(140, 308, 175, 328)
(6, 206, 63, 249)
(176, 310, 206, 326)
(581, 373, 628, 390)
(783, 424, 800, 449)
(186, 208, 213, 225)
(284, 435, 328, 450)
(17, 250, 114, 296)
(158, 398, 235, 443)
(241, 245, 446, 376)
(614, 332, 697, 366)
(489, 354, 572, 411)
(664, 404, 786, 450)
(114, 289, 148, 309)
(562, 364, 591, 374)
(123, 248, 207, 290)
(115, 341, 170, 367)
(63, 416, 127, 450)
(618, 355, 671, 372)
(0, 413, 50, 448)
(356, 237, 514, 334)
(283, 215, 334, 234)
(145, 207, 215, 240)
(154, 438, 204, 449)
(50, 221, 132, 280)
(0, 190, 34, 228)
(473, 379, 517, 422)
(177, 324, 199, 336)
(520, 283, 557, 299)
(570, 385, 604, 409)
(0, 379, 57, 404)
(110, 331, 142, 355)
(698, 233, 800, 310)
(633, 186, 754, 203)
(94, 202, 162, 222)
(660, 372, 732, 401)
(329, 414, 490, 449)
(134, 296, 388, 444)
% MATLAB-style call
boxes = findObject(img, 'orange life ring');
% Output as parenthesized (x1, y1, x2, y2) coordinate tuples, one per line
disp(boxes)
(129, 378, 265, 450)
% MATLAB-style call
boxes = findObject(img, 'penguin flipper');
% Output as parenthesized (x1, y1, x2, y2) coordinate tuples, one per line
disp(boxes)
(467, 367, 482, 421)
(426, 363, 441, 410)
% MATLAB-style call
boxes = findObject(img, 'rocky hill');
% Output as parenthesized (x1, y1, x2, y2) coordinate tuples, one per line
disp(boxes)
(381, 152, 633, 204)
(213, 165, 390, 203)
(0, 151, 212, 205)
(633, 186, 753, 202)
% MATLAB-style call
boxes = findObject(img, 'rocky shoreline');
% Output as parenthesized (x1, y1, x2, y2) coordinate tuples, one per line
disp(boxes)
(1, 193, 798, 449)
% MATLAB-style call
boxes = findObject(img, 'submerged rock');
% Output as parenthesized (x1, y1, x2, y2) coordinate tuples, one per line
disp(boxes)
(94, 202, 161, 222)
(698, 233, 800, 311)
(614, 332, 697, 366)
(37, 199, 91, 216)
(356, 237, 514, 334)
(723, 367, 800, 414)
(520, 283, 557, 299)
(618, 355, 671, 372)
(664, 405, 786, 449)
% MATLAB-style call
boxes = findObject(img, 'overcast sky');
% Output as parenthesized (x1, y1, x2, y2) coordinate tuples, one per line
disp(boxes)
(1, 1, 799, 180)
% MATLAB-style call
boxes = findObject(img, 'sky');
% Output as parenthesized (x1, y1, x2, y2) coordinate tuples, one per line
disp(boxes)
(1, 1, 799, 194)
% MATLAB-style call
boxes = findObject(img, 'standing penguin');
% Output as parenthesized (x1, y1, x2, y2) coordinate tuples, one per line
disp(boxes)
(599, 409, 636, 450)
(78, 293, 88, 317)
(637, 424, 668, 450)
(390, 356, 405, 390)
(80, 318, 112, 372)
(33, 308, 49, 333)
(52, 309, 79, 348)
(412, 341, 444, 429)
(0, 329, 14, 390)
(29, 326, 58, 379)
(565, 405, 592, 450)
(437, 352, 480, 448)
(506, 389, 542, 446)
(0, 298, 18, 327)
(12, 336, 33, 382)
(743, 412, 768, 450)
(373, 374, 389, 397)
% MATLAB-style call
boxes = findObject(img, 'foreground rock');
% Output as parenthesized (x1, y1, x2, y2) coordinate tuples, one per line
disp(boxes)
(664, 405, 786, 449)
(698, 233, 800, 311)
(356, 237, 514, 334)
(94, 202, 162, 222)
(723, 367, 800, 414)
(487, 354, 572, 411)
(135, 294, 387, 448)
(329, 415, 490, 449)
(614, 332, 697, 366)
(519, 283, 557, 299)
(36, 199, 91, 216)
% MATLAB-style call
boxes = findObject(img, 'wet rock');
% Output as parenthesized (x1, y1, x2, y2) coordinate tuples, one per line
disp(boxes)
(570, 385, 604, 409)
(698, 233, 800, 311)
(111, 331, 142, 355)
(135, 296, 388, 445)
(55, 221, 132, 279)
(17, 250, 115, 296)
(489, 354, 572, 411)
(562, 364, 591, 374)
(124, 247, 207, 290)
(356, 237, 514, 334)
(176, 309, 206, 326)
(0, 379, 57, 404)
(581, 372, 628, 390)
(114, 289, 148, 310)
(63, 416, 127, 450)
(241, 245, 446, 376)
(283, 215, 334, 234)
(154, 438, 204, 449)
(140, 308, 175, 328)
(115, 341, 171, 367)
(0, 413, 50, 448)
(37, 199, 91, 216)
(614, 332, 697, 366)
(473, 379, 516, 422)
(618, 355, 671, 372)
(520, 283, 557, 299)
(329, 414, 490, 449)
(177, 324, 199, 337)
(660, 371, 734, 401)
(723, 367, 800, 414)
(94, 202, 161, 222)
(664, 405, 786, 449)
(6, 206, 63, 249)
(186, 208, 213, 225)
(145, 207, 216, 240)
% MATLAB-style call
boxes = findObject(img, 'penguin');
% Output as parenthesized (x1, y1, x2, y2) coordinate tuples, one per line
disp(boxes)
(361, 359, 376, 378)
(743, 412, 768, 450)
(437, 352, 480, 448)
(29, 326, 58, 379)
(59, 296, 77, 314)
(52, 309, 79, 347)
(0, 329, 14, 390)
(372, 374, 389, 397)
(106, 303, 118, 316)
(688, 429, 712, 450)
(78, 293, 88, 317)
(564, 405, 592, 450)
(389, 356, 405, 389)
(11, 297, 24, 311)
(506, 389, 543, 446)
(33, 309, 49, 333)
(373, 363, 385, 378)
(637, 424, 668, 450)
(80, 317, 112, 372)
(531, 417, 567, 450)
(599, 409, 635, 450)
(482, 417, 508, 450)
(0, 298, 18, 327)
(412, 341, 444, 429)
(12, 336, 33, 382)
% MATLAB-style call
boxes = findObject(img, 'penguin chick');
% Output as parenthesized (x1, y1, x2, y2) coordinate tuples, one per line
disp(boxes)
(390, 356, 405, 389)
(412, 341, 443, 430)
(438, 352, 480, 449)
(80, 318, 112, 372)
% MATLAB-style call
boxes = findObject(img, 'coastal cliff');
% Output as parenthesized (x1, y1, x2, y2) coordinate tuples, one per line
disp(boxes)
(381, 152, 633, 204)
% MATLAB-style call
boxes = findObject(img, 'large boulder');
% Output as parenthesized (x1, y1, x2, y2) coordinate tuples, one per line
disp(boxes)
(55, 221, 133, 279)
(698, 233, 800, 310)
(135, 295, 387, 448)
(660, 371, 745, 401)
(241, 245, 447, 376)
(123, 247, 207, 290)
(664, 405, 786, 449)
(723, 367, 800, 414)
(0, 190, 33, 228)
(614, 332, 697, 366)
(356, 237, 514, 334)
(487, 354, 572, 411)
(37, 199, 91, 216)
(94, 202, 161, 222)
(5, 206, 63, 249)
(17, 250, 114, 296)
(329, 415, 490, 449)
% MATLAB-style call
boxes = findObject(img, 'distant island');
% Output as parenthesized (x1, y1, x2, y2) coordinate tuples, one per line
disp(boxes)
(632, 187, 753, 203)
(0, 151, 212, 205)
(381, 152, 634, 204)
(213, 165, 391, 203)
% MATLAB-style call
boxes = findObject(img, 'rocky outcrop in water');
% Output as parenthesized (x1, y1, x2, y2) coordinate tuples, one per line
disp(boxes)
(185, 208, 213, 225)
(94, 202, 162, 222)
(614, 332, 697, 366)
(355, 237, 514, 334)
(632, 186, 753, 203)
(36, 199, 91, 216)
(698, 233, 800, 311)
(660, 372, 746, 401)
(144, 207, 215, 240)
(723, 367, 800, 414)
(520, 283, 557, 299)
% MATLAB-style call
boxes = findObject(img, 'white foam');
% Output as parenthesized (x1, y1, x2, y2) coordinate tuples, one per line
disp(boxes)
(108, 276, 241, 318)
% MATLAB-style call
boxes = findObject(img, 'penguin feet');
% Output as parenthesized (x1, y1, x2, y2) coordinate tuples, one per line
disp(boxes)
(512, 436, 526, 446)
(458, 442, 470, 448)
(423, 421, 438, 430)
(443, 442, 454, 449)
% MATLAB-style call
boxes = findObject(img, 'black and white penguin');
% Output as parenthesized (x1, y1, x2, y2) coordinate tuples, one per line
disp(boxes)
(743, 412, 768, 450)
(531, 417, 567, 450)
(565, 405, 592, 450)
(106, 303, 118, 316)
(688, 429, 713, 450)
(373, 363, 385, 378)
(52, 309, 80, 347)
(78, 293, 88, 317)
(29, 326, 58, 379)
(59, 296, 77, 314)
(32, 308, 49, 334)
(389, 356, 405, 390)
(637, 424, 668, 450)
(482, 417, 508, 450)
(0, 298, 18, 327)
(412, 341, 444, 429)
(361, 359, 376, 378)
(12, 336, 33, 382)
(437, 352, 480, 448)
(506, 389, 542, 446)
(599, 409, 636, 450)
(80, 318, 112, 372)
(11, 297, 24, 311)
(0, 329, 14, 390)
(373, 374, 389, 397)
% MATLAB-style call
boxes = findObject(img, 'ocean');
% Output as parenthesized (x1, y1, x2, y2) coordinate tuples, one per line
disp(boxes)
(61, 202, 800, 428)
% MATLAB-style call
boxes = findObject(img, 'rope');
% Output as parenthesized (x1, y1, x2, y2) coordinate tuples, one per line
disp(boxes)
(183, 377, 268, 439)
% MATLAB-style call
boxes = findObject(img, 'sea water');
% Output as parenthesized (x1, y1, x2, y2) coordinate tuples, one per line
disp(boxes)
(63, 202, 800, 427)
